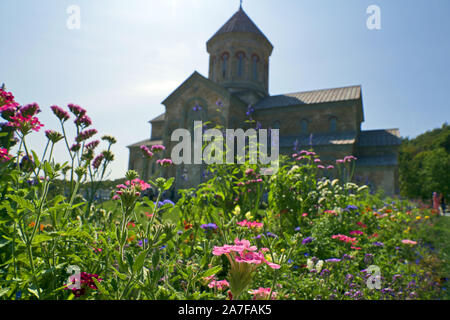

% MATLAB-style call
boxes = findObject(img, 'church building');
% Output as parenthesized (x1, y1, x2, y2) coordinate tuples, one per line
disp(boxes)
(128, 5, 401, 195)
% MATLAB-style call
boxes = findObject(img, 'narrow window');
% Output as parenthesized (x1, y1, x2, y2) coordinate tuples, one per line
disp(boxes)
(252, 55, 259, 80)
(237, 52, 244, 77)
(330, 117, 337, 132)
(222, 53, 229, 79)
(301, 119, 308, 134)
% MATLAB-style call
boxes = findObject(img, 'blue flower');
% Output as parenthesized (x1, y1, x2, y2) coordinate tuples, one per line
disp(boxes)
(294, 227, 301, 232)
(138, 239, 149, 247)
(372, 242, 384, 247)
(345, 205, 358, 211)
(266, 232, 278, 238)
(302, 237, 314, 245)
(200, 223, 218, 231)
(325, 258, 341, 263)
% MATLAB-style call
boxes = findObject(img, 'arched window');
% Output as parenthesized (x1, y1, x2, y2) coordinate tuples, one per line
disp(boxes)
(301, 119, 308, 134)
(221, 53, 229, 79)
(329, 117, 337, 133)
(252, 54, 259, 80)
(236, 52, 245, 77)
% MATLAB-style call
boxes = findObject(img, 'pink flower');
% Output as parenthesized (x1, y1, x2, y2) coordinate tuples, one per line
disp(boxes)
(208, 279, 229, 291)
(76, 129, 97, 142)
(314, 159, 321, 163)
(156, 158, 173, 167)
(92, 154, 104, 169)
(7, 114, 44, 134)
(140, 145, 154, 158)
(151, 144, 165, 153)
(74, 114, 92, 128)
(336, 159, 345, 164)
(344, 155, 358, 162)
(68, 104, 86, 117)
(50, 105, 70, 122)
(0, 148, 12, 162)
(85, 140, 100, 151)
(317, 165, 325, 169)
(332, 234, 357, 244)
(249, 287, 277, 300)
(245, 168, 255, 176)
(19, 103, 41, 117)
(302, 213, 308, 217)
(326, 165, 334, 170)
(349, 230, 364, 236)
(237, 220, 264, 229)
(401, 239, 417, 245)
(0, 89, 15, 103)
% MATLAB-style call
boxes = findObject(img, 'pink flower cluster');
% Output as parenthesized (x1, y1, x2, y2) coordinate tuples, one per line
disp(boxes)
(151, 144, 165, 153)
(50, 105, 70, 122)
(0, 148, 12, 162)
(207, 277, 229, 291)
(65, 272, 102, 298)
(212, 238, 280, 269)
(332, 234, 357, 244)
(237, 220, 264, 229)
(112, 179, 151, 200)
(401, 239, 418, 245)
(349, 230, 364, 236)
(7, 113, 44, 134)
(74, 114, 92, 128)
(336, 155, 358, 164)
(76, 129, 98, 143)
(68, 103, 86, 117)
(249, 287, 277, 300)
(85, 140, 100, 151)
(156, 158, 173, 167)
(140, 145, 154, 158)
(92, 153, 104, 169)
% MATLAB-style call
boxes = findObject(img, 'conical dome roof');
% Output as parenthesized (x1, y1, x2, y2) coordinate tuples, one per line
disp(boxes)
(208, 7, 272, 47)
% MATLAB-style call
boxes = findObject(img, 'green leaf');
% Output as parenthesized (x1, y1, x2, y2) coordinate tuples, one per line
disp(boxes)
(133, 250, 149, 274)
(0, 287, 10, 298)
(32, 234, 53, 245)
(163, 178, 174, 191)
(92, 278, 109, 297)
(199, 265, 222, 279)
(7, 194, 35, 212)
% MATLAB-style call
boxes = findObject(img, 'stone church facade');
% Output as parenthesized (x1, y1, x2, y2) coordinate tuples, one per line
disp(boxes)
(128, 6, 401, 195)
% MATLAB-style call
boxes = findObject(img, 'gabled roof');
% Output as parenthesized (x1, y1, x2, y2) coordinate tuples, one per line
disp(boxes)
(161, 71, 233, 106)
(127, 139, 163, 149)
(357, 129, 401, 147)
(255, 85, 362, 110)
(149, 113, 165, 123)
(207, 7, 272, 47)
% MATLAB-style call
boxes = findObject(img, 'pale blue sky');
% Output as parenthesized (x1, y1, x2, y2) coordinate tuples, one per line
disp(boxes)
(1, 0, 449, 179)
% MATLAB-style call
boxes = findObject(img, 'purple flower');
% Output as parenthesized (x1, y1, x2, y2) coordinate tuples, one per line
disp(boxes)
(266, 232, 278, 238)
(372, 242, 384, 247)
(200, 223, 218, 231)
(302, 236, 314, 245)
(294, 227, 301, 232)
(325, 258, 341, 263)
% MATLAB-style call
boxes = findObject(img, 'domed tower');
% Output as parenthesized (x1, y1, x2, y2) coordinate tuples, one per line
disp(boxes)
(206, 5, 273, 104)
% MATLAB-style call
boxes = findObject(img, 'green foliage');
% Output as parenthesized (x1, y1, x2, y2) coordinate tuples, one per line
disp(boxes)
(399, 123, 450, 199)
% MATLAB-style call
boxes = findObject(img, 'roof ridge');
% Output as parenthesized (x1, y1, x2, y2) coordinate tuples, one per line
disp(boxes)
(274, 85, 362, 98)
